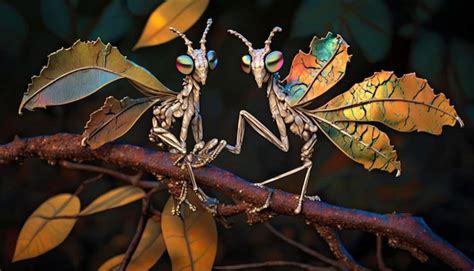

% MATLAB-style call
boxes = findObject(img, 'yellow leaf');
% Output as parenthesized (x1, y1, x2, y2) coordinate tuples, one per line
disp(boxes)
(312, 71, 464, 135)
(162, 194, 217, 271)
(13, 194, 80, 262)
(99, 215, 165, 271)
(80, 186, 145, 216)
(315, 120, 401, 176)
(19, 39, 175, 114)
(133, 0, 210, 49)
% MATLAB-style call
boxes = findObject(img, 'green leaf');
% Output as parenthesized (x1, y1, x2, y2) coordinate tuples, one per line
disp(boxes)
(126, 0, 162, 16)
(449, 38, 474, 100)
(80, 186, 145, 215)
(40, 0, 72, 41)
(0, 3, 27, 56)
(410, 30, 446, 85)
(82, 96, 161, 149)
(19, 39, 175, 114)
(292, 0, 392, 62)
(13, 194, 80, 262)
(88, 0, 133, 42)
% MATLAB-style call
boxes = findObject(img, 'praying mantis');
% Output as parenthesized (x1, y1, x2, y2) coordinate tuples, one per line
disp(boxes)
(220, 26, 463, 214)
(148, 19, 227, 214)
(18, 19, 225, 215)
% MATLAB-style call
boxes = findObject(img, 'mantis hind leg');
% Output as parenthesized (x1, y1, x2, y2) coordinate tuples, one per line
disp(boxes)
(253, 134, 318, 214)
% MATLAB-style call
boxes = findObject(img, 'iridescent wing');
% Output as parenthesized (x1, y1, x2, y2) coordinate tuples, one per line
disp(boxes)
(309, 71, 463, 175)
(283, 32, 350, 107)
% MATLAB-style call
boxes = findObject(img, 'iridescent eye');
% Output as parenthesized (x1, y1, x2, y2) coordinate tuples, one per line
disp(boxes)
(176, 55, 194, 75)
(207, 50, 218, 70)
(264, 51, 284, 73)
(241, 54, 251, 74)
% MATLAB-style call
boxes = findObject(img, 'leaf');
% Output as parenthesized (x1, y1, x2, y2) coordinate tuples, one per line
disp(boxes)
(410, 30, 446, 85)
(80, 186, 145, 216)
(0, 3, 27, 56)
(88, 0, 133, 42)
(313, 71, 463, 135)
(133, 0, 210, 49)
(40, 0, 72, 41)
(82, 96, 161, 149)
(13, 194, 80, 262)
(99, 215, 165, 271)
(284, 32, 350, 106)
(292, 0, 392, 62)
(127, 0, 162, 16)
(19, 39, 174, 114)
(162, 194, 217, 271)
(315, 120, 401, 175)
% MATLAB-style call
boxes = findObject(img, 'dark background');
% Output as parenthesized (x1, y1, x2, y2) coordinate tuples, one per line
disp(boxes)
(1, 0, 473, 270)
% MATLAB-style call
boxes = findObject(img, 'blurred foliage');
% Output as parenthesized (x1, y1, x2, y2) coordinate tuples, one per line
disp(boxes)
(0, 0, 473, 270)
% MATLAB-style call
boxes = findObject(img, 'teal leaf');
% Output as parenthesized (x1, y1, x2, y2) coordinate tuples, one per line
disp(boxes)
(40, 0, 72, 41)
(449, 38, 474, 100)
(0, 3, 27, 56)
(292, 0, 392, 62)
(126, 0, 161, 16)
(410, 30, 446, 85)
(88, 0, 132, 42)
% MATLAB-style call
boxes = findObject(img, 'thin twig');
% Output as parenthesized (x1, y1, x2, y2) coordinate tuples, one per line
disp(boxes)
(315, 225, 366, 271)
(264, 223, 342, 268)
(214, 260, 331, 270)
(119, 188, 158, 271)
(376, 235, 391, 271)
(73, 174, 103, 195)
(60, 160, 160, 189)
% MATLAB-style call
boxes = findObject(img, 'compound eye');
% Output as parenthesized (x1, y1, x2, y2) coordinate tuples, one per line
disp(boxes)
(176, 55, 194, 75)
(207, 50, 218, 70)
(241, 54, 251, 74)
(264, 51, 284, 73)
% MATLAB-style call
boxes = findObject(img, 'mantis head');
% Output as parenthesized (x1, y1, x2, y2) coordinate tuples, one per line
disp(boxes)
(171, 18, 218, 85)
(227, 27, 284, 88)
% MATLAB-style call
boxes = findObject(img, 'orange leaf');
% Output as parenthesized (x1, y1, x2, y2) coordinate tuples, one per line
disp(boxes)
(13, 194, 80, 262)
(133, 0, 210, 50)
(161, 194, 217, 271)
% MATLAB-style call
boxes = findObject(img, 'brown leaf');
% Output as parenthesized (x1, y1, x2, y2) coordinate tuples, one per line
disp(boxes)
(162, 194, 217, 271)
(13, 194, 80, 262)
(133, 0, 210, 50)
(99, 215, 165, 271)
(82, 96, 160, 149)
(80, 186, 145, 216)
(19, 39, 174, 114)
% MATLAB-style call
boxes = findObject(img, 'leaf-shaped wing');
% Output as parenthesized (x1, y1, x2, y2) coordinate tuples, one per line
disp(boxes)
(312, 71, 463, 135)
(80, 186, 145, 216)
(133, 0, 209, 49)
(162, 194, 217, 271)
(314, 119, 401, 176)
(82, 96, 161, 149)
(13, 194, 80, 262)
(19, 39, 175, 114)
(99, 215, 165, 271)
(284, 32, 350, 107)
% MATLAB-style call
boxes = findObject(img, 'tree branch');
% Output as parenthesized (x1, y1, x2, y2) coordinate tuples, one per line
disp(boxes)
(0, 134, 473, 270)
